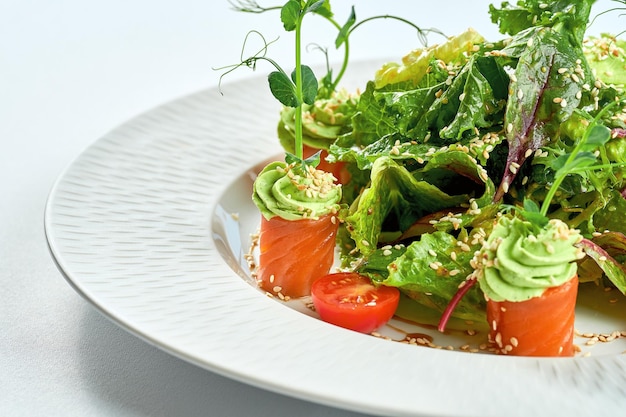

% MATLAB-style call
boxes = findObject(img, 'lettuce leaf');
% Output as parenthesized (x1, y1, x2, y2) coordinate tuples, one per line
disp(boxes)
(343, 150, 495, 257)
(494, 27, 591, 200)
(343, 156, 469, 256)
(374, 28, 485, 89)
(578, 234, 626, 294)
(381, 231, 486, 322)
(489, 0, 594, 44)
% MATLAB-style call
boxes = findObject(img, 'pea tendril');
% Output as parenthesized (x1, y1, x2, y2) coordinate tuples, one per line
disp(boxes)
(217, 0, 441, 170)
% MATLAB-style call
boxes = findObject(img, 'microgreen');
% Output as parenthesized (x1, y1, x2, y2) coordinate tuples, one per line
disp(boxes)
(220, 0, 442, 171)
(217, 0, 330, 170)
(438, 110, 618, 332)
(540, 120, 612, 216)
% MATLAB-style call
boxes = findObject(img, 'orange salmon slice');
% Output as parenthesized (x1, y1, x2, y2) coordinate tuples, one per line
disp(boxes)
(487, 275, 578, 357)
(257, 212, 339, 298)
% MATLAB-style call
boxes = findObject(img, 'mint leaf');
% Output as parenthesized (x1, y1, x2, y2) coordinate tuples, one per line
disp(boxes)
(523, 198, 540, 213)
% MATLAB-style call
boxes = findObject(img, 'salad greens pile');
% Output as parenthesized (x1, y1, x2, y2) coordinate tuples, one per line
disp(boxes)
(228, 0, 626, 322)
(333, 0, 626, 322)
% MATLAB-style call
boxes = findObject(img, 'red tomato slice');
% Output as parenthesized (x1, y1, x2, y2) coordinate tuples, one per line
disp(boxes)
(311, 272, 400, 333)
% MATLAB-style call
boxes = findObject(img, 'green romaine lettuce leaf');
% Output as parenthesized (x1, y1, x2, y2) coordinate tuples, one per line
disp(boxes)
(381, 231, 486, 322)
(343, 156, 469, 256)
(343, 150, 495, 257)
(373, 28, 485, 89)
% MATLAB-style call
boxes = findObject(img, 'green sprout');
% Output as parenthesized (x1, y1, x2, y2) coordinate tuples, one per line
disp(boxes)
(218, 0, 445, 170)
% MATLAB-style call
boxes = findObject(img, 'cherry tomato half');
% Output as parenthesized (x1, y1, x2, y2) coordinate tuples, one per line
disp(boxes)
(311, 272, 400, 333)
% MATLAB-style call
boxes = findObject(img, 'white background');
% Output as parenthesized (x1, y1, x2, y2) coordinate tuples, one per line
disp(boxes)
(1, 1, 622, 416)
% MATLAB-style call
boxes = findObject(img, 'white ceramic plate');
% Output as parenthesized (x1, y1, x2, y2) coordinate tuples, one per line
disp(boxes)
(45, 62, 626, 417)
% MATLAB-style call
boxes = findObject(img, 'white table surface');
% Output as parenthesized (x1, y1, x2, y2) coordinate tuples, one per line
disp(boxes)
(2, 1, 622, 416)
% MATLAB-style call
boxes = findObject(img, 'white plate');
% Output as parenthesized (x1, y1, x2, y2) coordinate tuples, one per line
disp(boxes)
(45, 61, 626, 417)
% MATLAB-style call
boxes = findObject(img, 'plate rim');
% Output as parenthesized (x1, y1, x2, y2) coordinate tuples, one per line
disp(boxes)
(44, 63, 626, 417)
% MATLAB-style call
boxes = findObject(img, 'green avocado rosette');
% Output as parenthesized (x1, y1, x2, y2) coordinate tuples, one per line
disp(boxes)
(476, 216, 584, 302)
(252, 161, 342, 221)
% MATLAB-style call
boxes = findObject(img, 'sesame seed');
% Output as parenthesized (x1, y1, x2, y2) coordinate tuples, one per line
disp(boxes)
(502, 180, 510, 193)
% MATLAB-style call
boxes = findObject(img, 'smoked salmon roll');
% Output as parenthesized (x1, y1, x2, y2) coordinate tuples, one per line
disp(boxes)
(252, 161, 342, 298)
(257, 212, 339, 298)
(473, 216, 584, 356)
(486, 274, 579, 356)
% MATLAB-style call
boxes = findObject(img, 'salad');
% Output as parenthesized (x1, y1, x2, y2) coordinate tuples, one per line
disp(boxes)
(224, 0, 626, 355)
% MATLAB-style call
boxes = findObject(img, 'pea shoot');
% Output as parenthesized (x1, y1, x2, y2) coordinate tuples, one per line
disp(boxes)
(217, 0, 443, 171)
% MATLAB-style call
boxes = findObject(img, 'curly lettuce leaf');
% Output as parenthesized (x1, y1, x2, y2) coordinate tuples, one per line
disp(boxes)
(347, 80, 443, 149)
(344, 156, 469, 256)
(413, 55, 505, 143)
(335, 54, 507, 153)
(381, 231, 486, 322)
(489, 0, 594, 44)
(374, 28, 485, 89)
